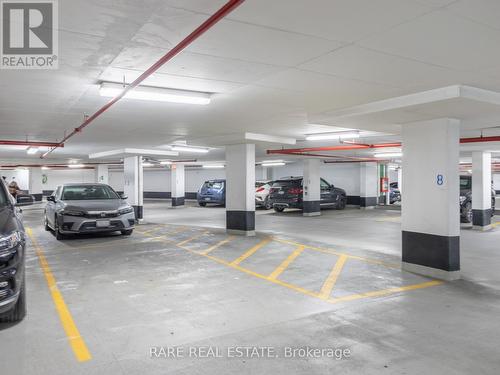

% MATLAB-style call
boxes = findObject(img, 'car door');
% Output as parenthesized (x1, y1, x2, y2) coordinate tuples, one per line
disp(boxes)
(320, 178, 333, 204)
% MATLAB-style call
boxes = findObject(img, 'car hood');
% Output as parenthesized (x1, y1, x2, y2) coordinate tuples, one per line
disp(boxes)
(62, 199, 127, 212)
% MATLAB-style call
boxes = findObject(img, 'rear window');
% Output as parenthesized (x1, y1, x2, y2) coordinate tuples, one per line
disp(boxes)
(272, 179, 302, 188)
(204, 181, 224, 189)
(61, 185, 119, 200)
(255, 182, 266, 188)
(460, 177, 471, 190)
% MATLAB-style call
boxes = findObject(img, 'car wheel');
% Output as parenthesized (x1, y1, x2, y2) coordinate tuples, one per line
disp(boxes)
(54, 215, 65, 240)
(121, 229, 133, 236)
(198, 202, 207, 207)
(0, 274, 26, 323)
(336, 196, 347, 210)
(44, 214, 50, 231)
(274, 206, 285, 213)
(463, 202, 472, 223)
(264, 198, 273, 210)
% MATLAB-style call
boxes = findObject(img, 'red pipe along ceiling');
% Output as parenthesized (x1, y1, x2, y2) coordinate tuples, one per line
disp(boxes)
(267, 136, 500, 158)
(0, 140, 63, 148)
(40, 0, 245, 159)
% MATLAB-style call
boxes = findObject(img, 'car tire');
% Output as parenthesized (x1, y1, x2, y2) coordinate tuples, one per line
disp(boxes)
(121, 229, 133, 236)
(0, 275, 26, 323)
(274, 206, 285, 213)
(54, 215, 64, 240)
(264, 198, 273, 210)
(199, 202, 207, 207)
(44, 214, 50, 231)
(462, 202, 472, 223)
(336, 196, 347, 210)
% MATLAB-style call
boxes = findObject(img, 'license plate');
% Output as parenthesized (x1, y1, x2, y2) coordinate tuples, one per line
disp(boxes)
(279, 191, 284, 194)
(96, 220, 110, 227)
(205, 197, 211, 201)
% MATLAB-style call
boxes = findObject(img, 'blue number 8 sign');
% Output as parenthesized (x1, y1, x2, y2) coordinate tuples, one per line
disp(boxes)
(436, 174, 444, 186)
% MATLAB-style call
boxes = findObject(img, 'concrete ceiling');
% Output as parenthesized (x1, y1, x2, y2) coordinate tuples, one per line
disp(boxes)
(1, 0, 500, 164)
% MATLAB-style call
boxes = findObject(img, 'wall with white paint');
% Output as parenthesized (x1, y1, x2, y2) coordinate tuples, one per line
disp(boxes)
(493, 173, 500, 192)
(0, 169, 29, 190)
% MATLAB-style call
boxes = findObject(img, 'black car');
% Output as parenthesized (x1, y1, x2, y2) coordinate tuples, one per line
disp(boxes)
(0, 180, 31, 323)
(460, 175, 496, 223)
(269, 176, 347, 212)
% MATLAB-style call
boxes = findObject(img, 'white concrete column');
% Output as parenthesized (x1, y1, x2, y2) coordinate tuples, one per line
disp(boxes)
(303, 158, 321, 216)
(171, 164, 185, 207)
(225, 144, 255, 235)
(472, 151, 492, 230)
(401, 118, 460, 280)
(95, 164, 109, 184)
(124, 156, 143, 220)
(359, 162, 378, 208)
(28, 167, 43, 201)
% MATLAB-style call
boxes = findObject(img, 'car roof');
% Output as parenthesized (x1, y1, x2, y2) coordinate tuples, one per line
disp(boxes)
(60, 183, 110, 186)
(205, 179, 225, 182)
(275, 176, 303, 181)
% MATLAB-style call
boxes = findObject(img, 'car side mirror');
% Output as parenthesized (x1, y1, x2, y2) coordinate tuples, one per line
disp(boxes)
(120, 193, 128, 200)
(46, 196, 56, 202)
(15, 194, 34, 206)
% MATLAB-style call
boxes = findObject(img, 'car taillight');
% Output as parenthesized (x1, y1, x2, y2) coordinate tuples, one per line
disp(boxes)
(256, 187, 265, 192)
(289, 188, 303, 195)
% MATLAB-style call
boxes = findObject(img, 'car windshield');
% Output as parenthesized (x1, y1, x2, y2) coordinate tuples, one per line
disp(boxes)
(61, 185, 119, 200)
(204, 181, 224, 189)
(460, 177, 472, 190)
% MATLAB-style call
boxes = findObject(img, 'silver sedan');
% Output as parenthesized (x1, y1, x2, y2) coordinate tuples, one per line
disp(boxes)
(44, 183, 135, 240)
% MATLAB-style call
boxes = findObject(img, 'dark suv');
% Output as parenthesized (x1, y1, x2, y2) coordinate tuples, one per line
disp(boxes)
(0, 180, 30, 323)
(460, 175, 496, 223)
(269, 176, 347, 212)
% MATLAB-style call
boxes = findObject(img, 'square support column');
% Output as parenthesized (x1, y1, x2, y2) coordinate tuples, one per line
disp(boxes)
(402, 118, 460, 280)
(124, 156, 143, 220)
(95, 164, 109, 184)
(171, 164, 185, 207)
(360, 162, 378, 208)
(472, 151, 492, 230)
(28, 167, 43, 201)
(226, 144, 255, 236)
(303, 158, 321, 216)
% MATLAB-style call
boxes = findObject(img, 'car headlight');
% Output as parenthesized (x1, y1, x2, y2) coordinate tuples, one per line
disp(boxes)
(118, 206, 134, 215)
(0, 232, 22, 257)
(459, 196, 466, 204)
(61, 209, 85, 217)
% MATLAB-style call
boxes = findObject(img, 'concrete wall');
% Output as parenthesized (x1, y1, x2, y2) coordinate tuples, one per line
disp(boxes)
(494, 173, 500, 193)
(0, 169, 29, 190)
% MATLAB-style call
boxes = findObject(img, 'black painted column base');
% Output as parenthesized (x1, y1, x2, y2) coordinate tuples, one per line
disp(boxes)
(472, 209, 492, 230)
(171, 196, 185, 207)
(132, 205, 143, 220)
(360, 197, 377, 208)
(303, 200, 320, 216)
(226, 210, 255, 236)
(402, 230, 460, 280)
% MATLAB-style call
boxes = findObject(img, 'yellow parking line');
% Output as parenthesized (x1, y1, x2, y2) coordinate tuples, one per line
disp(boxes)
(230, 237, 272, 266)
(268, 245, 305, 280)
(491, 221, 500, 228)
(26, 228, 92, 362)
(318, 255, 348, 299)
(329, 280, 443, 303)
(176, 231, 209, 247)
(200, 236, 236, 255)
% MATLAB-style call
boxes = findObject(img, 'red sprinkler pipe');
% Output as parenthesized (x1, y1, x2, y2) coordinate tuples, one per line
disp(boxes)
(0, 140, 62, 148)
(41, 0, 245, 159)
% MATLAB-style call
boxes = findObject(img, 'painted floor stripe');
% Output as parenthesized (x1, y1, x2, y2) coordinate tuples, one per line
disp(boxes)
(176, 231, 209, 246)
(200, 235, 236, 255)
(319, 255, 348, 299)
(230, 237, 272, 266)
(26, 228, 92, 362)
(268, 245, 305, 280)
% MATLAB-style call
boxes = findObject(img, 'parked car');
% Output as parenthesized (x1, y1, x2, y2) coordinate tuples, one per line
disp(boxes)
(269, 176, 347, 212)
(255, 180, 273, 210)
(459, 175, 496, 223)
(44, 183, 135, 240)
(197, 179, 226, 206)
(0, 179, 32, 322)
(390, 186, 401, 204)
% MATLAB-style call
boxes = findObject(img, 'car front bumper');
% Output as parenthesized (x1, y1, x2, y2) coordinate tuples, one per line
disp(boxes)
(58, 212, 135, 234)
(197, 195, 224, 204)
(0, 243, 24, 315)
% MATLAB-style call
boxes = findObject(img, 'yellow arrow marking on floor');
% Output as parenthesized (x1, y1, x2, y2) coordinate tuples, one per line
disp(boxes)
(26, 228, 92, 362)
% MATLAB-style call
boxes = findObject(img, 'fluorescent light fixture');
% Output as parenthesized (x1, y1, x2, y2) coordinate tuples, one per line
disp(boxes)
(99, 82, 211, 105)
(26, 147, 39, 155)
(171, 144, 210, 154)
(41, 166, 50, 170)
(68, 164, 85, 168)
(305, 131, 360, 141)
(203, 164, 224, 169)
(262, 162, 286, 167)
(142, 162, 154, 167)
(374, 152, 403, 158)
(160, 161, 172, 165)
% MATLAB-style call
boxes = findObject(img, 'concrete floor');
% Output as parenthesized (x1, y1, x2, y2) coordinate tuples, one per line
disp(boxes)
(1, 200, 500, 374)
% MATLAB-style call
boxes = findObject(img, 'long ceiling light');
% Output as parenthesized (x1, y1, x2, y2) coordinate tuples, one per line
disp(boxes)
(27, 147, 39, 155)
(374, 152, 402, 158)
(261, 161, 286, 167)
(305, 131, 360, 141)
(99, 82, 211, 105)
(68, 164, 85, 168)
(203, 164, 225, 169)
(171, 144, 210, 153)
